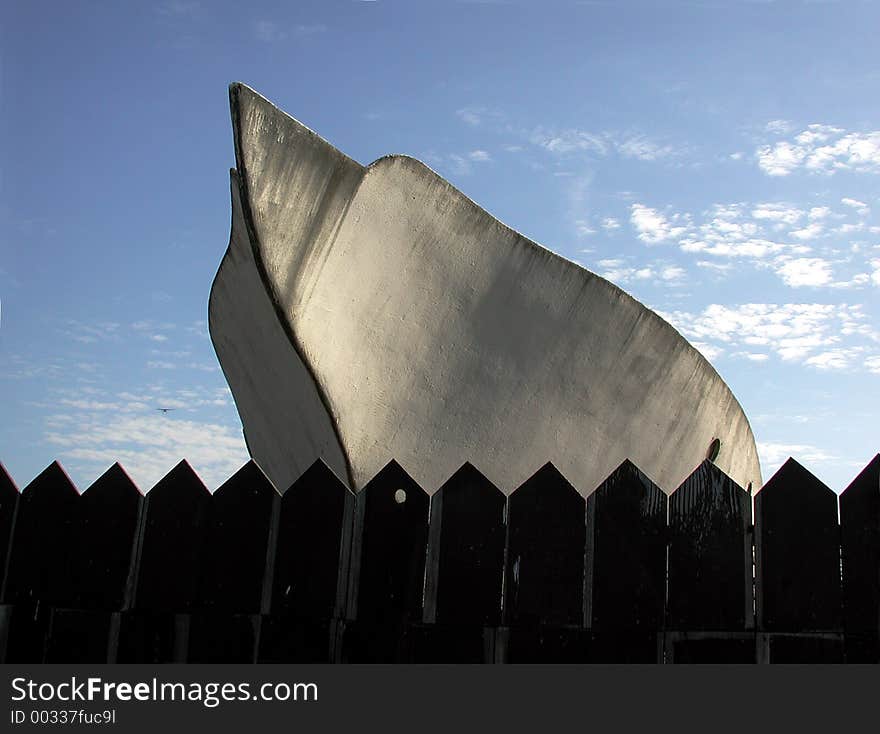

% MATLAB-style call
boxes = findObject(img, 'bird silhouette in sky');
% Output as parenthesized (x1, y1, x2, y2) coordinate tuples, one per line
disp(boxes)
(155, 408, 176, 414)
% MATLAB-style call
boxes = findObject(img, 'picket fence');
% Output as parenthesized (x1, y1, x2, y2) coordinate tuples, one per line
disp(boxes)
(0, 453, 877, 664)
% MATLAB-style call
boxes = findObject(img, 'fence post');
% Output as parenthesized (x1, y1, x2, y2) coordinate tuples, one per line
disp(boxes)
(754, 458, 843, 662)
(45, 463, 143, 663)
(840, 454, 880, 662)
(188, 460, 276, 663)
(666, 460, 754, 663)
(118, 460, 210, 663)
(416, 462, 505, 662)
(260, 459, 354, 663)
(586, 459, 666, 662)
(0, 462, 80, 663)
(504, 463, 588, 662)
(344, 460, 429, 662)
(0, 464, 19, 607)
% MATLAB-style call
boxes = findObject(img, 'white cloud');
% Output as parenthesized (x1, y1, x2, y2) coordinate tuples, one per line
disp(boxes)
(758, 442, 836, 469)
(757, 125, 880, 176)
(804, 349, 862, 370)
(533, 128, 608, 156)
(765, 120, 794, 135)
(47, 414, 247, 490)
(866, 356, 880, 374)
(253, 20, 286, 42)
(617, 136, 675, 161)
(774, 257, 834, 287)
(574, 219, 595, 237)
(601, 217, 620, 231)
(456, 106, 487, 126)
(468, 149, 491, 162)
(757, 141, 806, 176)
(657, 303, 874, 369)
(596, 258, 686, 286)
(841, 197, 870, 216)
(789, 222, 824, 240)
(751, 203, 804, 225)
(630, 204, 690, 244)
(64, 321, 121, 344)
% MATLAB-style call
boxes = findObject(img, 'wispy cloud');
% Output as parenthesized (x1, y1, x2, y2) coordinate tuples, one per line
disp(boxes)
(657, 303, 876, 369)
(253, 19, 327, 42)
(595, 258, 686, 287)
(424, 149, 493, 177)
(757, 124, 880, 176)
(47, 413, 247, 490)
(774, 257, 833, 287)
(630, 204, 690, 244)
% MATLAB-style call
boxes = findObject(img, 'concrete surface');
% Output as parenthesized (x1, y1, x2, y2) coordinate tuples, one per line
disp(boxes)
(209, 83, 763, 495)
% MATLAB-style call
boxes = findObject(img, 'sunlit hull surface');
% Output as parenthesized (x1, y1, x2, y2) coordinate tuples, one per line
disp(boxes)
(209, 83, 762, 495)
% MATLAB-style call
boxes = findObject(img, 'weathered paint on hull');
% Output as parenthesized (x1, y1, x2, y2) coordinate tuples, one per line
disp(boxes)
(209, 83, 763, 495)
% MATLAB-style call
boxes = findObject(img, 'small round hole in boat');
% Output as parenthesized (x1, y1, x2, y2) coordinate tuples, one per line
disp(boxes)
(707, 438, 721, 462)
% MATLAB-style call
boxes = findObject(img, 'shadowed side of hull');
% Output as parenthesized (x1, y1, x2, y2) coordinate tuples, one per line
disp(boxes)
(209, 83, 762, 495)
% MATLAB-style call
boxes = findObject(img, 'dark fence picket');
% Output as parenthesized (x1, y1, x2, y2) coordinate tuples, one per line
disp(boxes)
(415, 463, 505, 662)
(755, 459, 843, 661)
(0, 462, 80, 662)
(0, 449, 878, 664)
(73, 463, 143, 610)
(43, 464, 143, 663)
(189, 461, 277, 663)
(119, 461, 210, 663)
(667, 461, 753, 662)
(586, 460, 665, 662)
(504, 463, 588, 662)
(344, 460, 429, 662)
(0, 464, 19, 601)
(199, 461, 276, 613)
(840, 454, 880, 662)
(260, 460, 354, 663)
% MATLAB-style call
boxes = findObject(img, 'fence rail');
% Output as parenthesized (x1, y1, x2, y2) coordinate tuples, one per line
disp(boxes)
(0, 453, 877, 663)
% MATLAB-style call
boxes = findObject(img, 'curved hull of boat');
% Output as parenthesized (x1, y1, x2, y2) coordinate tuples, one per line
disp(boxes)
(209, 83, 762, 495)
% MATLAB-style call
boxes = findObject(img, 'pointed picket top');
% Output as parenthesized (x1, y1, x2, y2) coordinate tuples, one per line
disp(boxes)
(506, 461, 586, 626)
(592, 458, 664, 504)
(671, 459, 749, 513)
(214, 459, 280, 501)
(200, 459, 277, 613)
(428, 461, 506, 626)
(145, 459, 209, 499)
(755, 457, 840, 631)
(134, 460, 210, 612)
(512, 461, 581, 502)
(668, 459, 753, 630)
(271, 458, 355, 619)
(75, 463, 142, 610)
(3, 461, 81, 606)
(362, 458, 427, 499)
(761, 457, 835, 503)
(437, 461, 502, 498)
(0, 461, 19, 497)
(21, 460, 80, 499)
(82, 462, 143, 500)
(284, 457, 350, 497)
(0, 463, 19, 604)
(841, 454, 880, 500)
(587, 458, 666, 631)
(839, 454, 880, 636)
(353, 459, 430, 625)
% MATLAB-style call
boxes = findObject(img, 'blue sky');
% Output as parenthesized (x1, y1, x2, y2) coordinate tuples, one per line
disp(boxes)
(1, 0, 878, 493)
